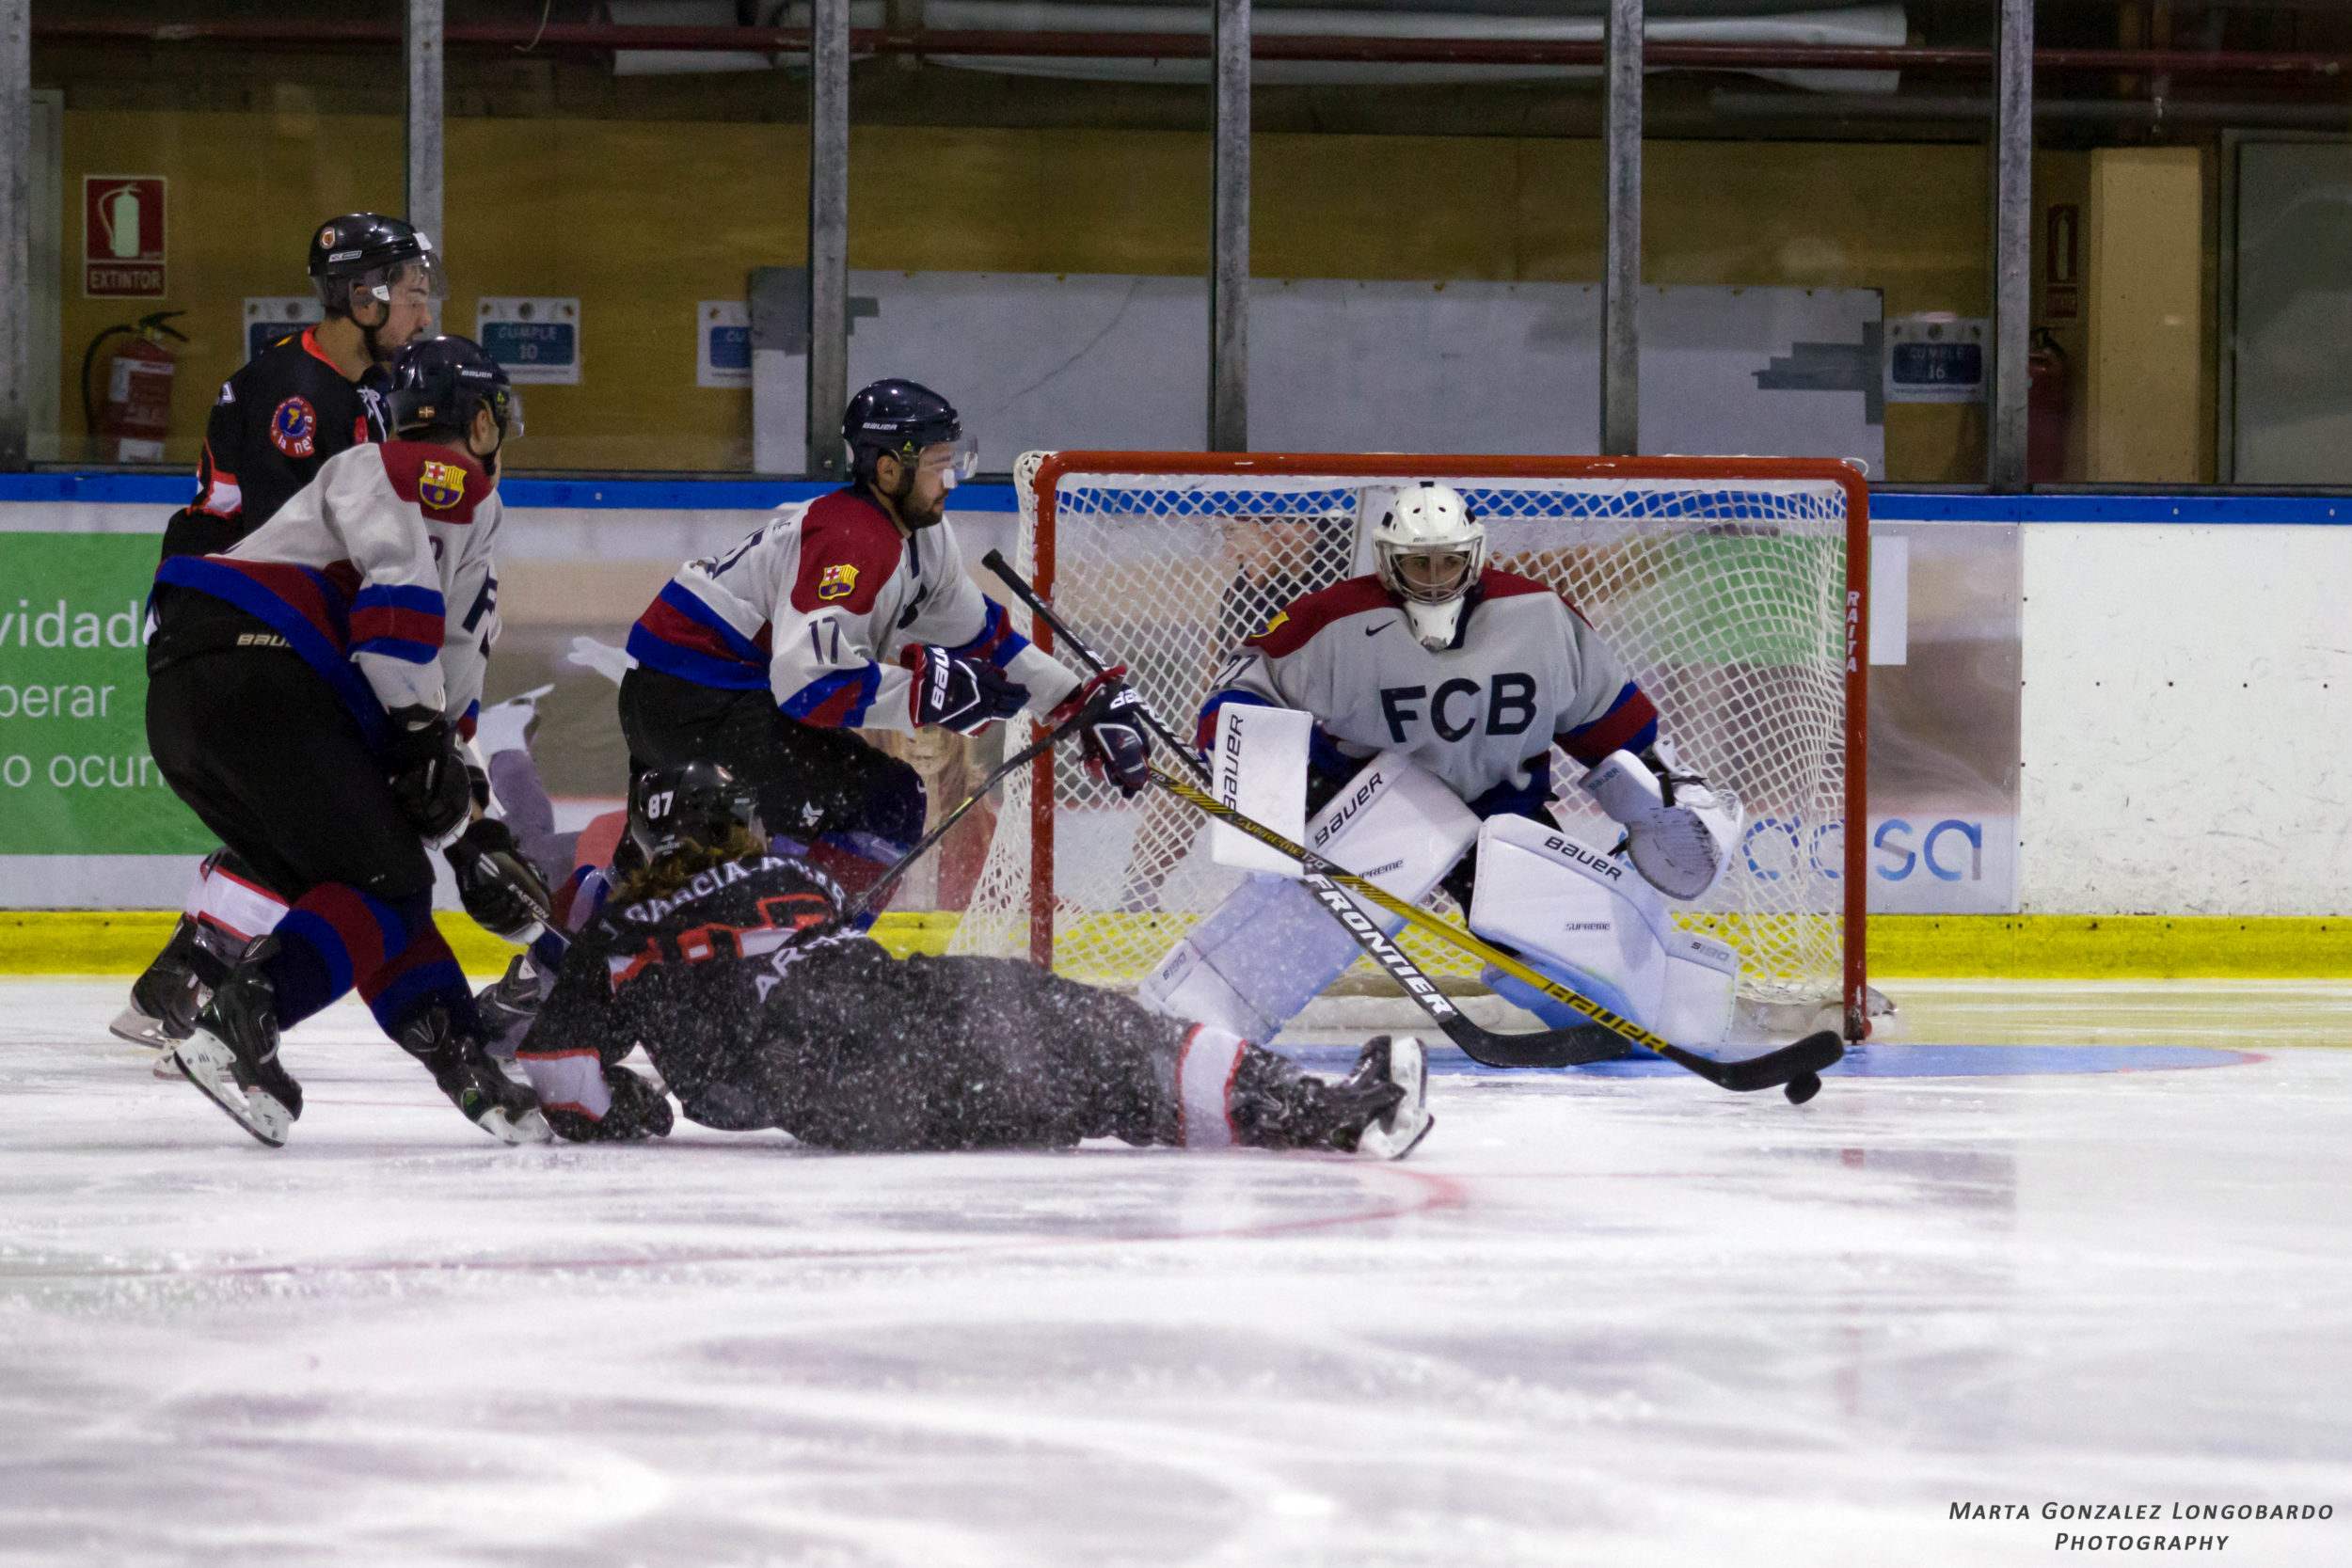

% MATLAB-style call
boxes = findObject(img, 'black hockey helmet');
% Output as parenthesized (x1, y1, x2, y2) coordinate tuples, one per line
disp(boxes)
(628, 760, 765, 865)
(384, 335, 522, 441)
(309, 213, 445, 311)
(842, 378, 977, 484)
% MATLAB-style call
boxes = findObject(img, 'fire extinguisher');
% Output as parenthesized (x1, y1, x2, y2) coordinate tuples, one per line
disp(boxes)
(80, 309, 188, 464)
(2027, 326, 2071, 485)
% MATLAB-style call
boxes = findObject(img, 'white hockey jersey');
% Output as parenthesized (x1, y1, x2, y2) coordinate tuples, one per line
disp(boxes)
(626, 487, 1078, 731)
(154, 440, 501, 754)
(1198, 570, 1660, 812)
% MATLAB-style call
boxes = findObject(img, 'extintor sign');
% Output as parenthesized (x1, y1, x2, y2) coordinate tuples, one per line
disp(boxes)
(83, 176, 167, 297)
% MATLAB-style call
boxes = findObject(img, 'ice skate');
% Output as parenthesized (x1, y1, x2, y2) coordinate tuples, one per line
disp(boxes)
(1229, 1035, 1433, 1159)
(471, 683, 553, 758)
(110, 914, 207, 1051)
(167, 937, 302, 1148)
(397, 1001, 552, 1144)
(1341, 1036, 1433, 1162)
(473, 953, 547, 1060)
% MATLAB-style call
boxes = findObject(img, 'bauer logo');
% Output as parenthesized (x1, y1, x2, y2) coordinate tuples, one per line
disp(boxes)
(417, 460, 467, 511)
(817, 562, 859, 601)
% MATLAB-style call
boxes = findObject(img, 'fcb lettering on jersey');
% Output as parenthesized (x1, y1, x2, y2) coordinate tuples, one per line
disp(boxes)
(1199, 568, 1659, 806)
(816, 562, 858, 601)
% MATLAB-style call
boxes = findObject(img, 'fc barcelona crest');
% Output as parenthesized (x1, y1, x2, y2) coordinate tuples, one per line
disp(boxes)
(817, 562, 858, 601)
(418, 460, 467, 511)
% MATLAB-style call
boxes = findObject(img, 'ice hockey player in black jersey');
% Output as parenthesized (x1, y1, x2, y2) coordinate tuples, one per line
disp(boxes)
(513, 760, 1434, 1159)
(115, 214, 445, 1053)
(163, 213, 442, 564)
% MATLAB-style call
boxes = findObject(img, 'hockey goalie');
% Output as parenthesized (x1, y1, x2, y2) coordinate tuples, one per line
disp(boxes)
(1141, 483, 1748, 1051)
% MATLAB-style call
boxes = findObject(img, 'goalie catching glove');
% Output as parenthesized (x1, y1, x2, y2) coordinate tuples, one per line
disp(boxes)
(446, 817, 552, 944)
(1050, 668, 1153, 798)
(906, 642, 1028, 734)
(1579, 740, 1741, 900)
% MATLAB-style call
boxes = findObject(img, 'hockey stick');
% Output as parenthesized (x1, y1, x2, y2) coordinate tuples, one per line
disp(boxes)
(842, 713, 1082, 926)
(984, 549, 1844, 1097)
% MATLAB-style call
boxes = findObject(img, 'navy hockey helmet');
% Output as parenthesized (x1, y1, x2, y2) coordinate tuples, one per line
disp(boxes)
(308, 213, 445, 311)
(384, 335, 523, 441)
(628, 760, 766, 866)
(842, 378, 977, 485)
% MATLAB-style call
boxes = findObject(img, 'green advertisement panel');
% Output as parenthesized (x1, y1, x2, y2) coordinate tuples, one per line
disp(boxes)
(0, 532, 211, 854)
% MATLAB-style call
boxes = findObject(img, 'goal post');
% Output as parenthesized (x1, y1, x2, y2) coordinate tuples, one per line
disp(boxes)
(950, 450, 1871, 1041)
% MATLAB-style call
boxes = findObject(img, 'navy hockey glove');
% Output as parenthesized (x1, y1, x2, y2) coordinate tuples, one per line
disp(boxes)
(906, 643, 1028, 734)
(1052, 669, 1153, 799)
(544, 1067, 674, 1143)
(446, 817, 552, 943)
(383, 705, 472, 841)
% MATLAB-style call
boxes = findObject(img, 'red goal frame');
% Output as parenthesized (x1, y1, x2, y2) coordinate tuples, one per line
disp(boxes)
(1019, 451, 1871, 1040)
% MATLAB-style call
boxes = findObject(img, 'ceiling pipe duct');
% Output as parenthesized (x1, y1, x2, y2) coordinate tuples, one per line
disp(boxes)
(893, 3, 1907, 91)
(1710, 89, 2352, 131)
(30, 17, 2352, 85)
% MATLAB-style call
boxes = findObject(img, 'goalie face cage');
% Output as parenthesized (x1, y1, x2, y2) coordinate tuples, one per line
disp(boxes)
(951, 451, 1870, 1041)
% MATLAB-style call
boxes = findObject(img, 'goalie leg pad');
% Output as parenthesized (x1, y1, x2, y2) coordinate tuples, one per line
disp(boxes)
(1141, 754, 1481, 1037)
(1467, 814, 1739, 1047)
(1137, 874, 1377, 1042)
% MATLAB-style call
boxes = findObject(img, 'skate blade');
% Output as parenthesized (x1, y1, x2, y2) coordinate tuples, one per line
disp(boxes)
(109, 1005, 185, 1051)
(1358, 1037, 1433, 1161)
(472, 1105, 553, 1145)
(168, 1036, 292, 1148)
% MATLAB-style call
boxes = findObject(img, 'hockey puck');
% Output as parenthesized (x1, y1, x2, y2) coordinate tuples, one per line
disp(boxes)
(1784, 1071, 1822, 1105)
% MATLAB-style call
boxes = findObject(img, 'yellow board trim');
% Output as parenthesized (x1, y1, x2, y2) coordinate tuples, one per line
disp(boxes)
(1, 911, 2345, 979)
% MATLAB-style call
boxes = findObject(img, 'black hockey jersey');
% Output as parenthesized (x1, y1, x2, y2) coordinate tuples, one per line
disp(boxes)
(513, 848, 1179, 1150)
(515, 851, 887, 1129)
(160, 326, 387, 562)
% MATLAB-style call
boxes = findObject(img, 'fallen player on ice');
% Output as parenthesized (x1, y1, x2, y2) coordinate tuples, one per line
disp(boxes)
(507, 760, 1435, 1160)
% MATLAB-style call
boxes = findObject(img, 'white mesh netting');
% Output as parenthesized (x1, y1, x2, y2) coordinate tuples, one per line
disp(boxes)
(950, 452, 1861, 1026)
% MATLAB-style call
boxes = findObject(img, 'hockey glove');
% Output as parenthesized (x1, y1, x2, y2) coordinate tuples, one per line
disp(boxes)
(447, 818, 553, 944)
(1579, 740, 1740, 901)
(384, 705, 472, 842)
(544, 1066, 674, 1143)
(1051, 669, 1153, 799)
(906, 642, 1028, 734)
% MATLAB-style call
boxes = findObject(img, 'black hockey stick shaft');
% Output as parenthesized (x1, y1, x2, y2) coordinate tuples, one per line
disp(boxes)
(843, 712, 1081, 927)
(983, 548, 1842, 1091)
(981, 550, 1630, 1071)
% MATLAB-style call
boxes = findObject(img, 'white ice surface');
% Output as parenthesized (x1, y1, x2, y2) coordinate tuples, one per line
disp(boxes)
(3, 978, 2349, 1568)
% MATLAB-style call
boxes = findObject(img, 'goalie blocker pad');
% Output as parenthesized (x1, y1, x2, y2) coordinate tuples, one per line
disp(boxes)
(1140, 752, 1479, 1041)
(1466, 813, 1739, 1048)
(1206, 703, 1312, 877)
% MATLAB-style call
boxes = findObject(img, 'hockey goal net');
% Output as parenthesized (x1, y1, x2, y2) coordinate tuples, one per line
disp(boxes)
(949, 451, 1869, 1039)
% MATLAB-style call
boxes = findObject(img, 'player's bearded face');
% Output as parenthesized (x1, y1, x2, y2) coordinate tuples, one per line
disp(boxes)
(373, 269, 438, 360)
(894, 446, 957, 530)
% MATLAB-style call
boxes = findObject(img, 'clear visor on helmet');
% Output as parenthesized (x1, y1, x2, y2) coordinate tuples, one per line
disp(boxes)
(495, 386, 526, 439)
(368, 252, 448, 305)
(914, 432, 981, 489)
(1387, 546, 1475, 604)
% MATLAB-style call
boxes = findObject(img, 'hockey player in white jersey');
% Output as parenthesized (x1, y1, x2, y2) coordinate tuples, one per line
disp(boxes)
(145, 336, 547, 1146)
(1142, 483, 1747, 1051)
(620, 378, 1148, 909)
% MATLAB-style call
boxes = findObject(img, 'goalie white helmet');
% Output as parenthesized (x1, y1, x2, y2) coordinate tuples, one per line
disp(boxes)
(1372, 483, 1486, 651)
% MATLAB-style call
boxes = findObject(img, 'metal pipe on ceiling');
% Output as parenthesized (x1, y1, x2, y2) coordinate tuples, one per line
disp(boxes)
(27, 19, 2352, 79)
